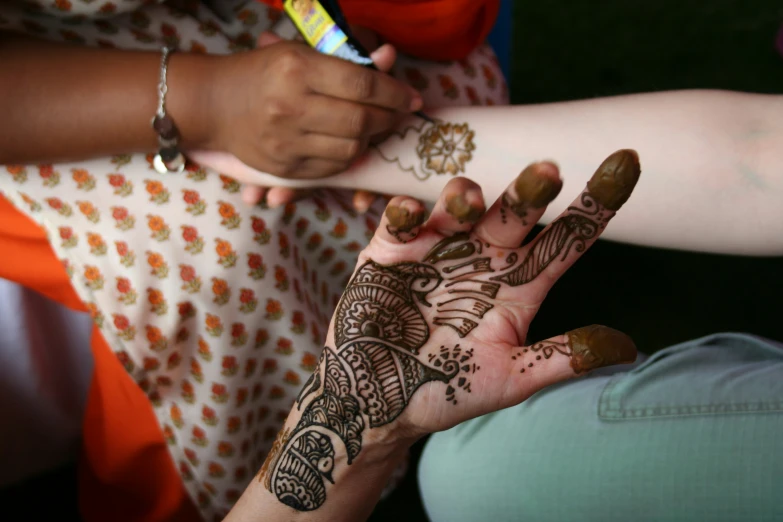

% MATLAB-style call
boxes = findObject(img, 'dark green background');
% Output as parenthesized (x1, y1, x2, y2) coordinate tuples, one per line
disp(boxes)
(2, 2, 781, 520)
(370, 2, 783, 521)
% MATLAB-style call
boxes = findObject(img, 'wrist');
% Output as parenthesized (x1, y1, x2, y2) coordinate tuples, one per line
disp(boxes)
(356, 427, 413, 468)
(166, 51, 222, 150)
(280, 406, 413, 469)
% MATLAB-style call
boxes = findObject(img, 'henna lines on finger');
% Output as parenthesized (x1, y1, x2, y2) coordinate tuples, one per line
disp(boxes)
(262, 188, 618, 512)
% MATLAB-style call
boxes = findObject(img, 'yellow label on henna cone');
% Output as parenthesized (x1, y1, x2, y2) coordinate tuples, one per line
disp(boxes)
(284, 0, 373, 65)
(284, 0, 347, 54)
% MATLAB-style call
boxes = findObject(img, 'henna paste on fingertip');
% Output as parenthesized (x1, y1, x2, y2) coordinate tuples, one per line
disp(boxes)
(501, 164, 562, 223)
(513, 164, 563, 209)
(586, 149, 641, 211)
(385, 204, 426, 242)
(445, 193, 484, 224)
(566, 325, 637, 374)
(385, 205, 425, 232)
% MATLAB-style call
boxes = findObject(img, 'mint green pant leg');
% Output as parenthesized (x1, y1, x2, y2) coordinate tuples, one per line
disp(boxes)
(419, 334, 783, 522)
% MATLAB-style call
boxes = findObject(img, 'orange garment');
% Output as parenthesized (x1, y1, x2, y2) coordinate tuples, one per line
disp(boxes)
(260, 0, 500, 61)
(0, 196, 198, 522)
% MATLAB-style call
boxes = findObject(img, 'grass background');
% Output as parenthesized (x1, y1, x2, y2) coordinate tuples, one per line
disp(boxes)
(2, 2, 781, 520)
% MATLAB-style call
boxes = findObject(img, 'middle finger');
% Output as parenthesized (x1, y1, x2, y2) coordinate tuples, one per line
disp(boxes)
(300, 94, 400, 138)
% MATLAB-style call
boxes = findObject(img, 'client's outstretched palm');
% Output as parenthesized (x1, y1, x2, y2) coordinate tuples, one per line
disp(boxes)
(262, 150, 641, 512)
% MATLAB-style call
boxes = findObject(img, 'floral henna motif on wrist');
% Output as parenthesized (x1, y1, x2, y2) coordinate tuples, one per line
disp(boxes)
(372, 120, 476, 181)
(416, 123, 475, 177)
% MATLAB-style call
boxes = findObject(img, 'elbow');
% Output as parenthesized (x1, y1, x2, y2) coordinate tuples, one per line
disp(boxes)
(737, 95, 783, 254)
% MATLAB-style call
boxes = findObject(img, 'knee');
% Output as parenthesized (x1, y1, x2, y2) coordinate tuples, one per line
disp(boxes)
(418, 378, 612, 522)
(418, 408, 557, 522)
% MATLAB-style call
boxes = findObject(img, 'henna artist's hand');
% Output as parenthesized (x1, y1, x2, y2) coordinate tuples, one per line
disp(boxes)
(250, 150, 642, 516)
(196, 29, 404, 210)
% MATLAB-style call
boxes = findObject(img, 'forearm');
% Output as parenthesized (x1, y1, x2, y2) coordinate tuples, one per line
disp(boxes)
(349, 90, 782, 255)
(0, 32, 216, 164)
(226, 398, 408, 522)
(229, 89, 781, 255)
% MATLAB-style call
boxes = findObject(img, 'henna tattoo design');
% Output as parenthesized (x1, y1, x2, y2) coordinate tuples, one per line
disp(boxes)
(424, 234, 499, 337)
(498, 252, 518, 271)
(425, 194, 608, 337)
(333, 261, 441, 352)
(416, 123, 475, 177)
(489, 214, 600, 287)
(500, 164, 563, 227)
(440, 257, 492, 275)
(265, 189, 616, 512)
(511, 342, 572, 373)
(259, 427, 291, 490)
(273, 430, 335, 510)
(370, 120, 428, 179)
(530, 341, 572, 359)
(296, 371, 320, 409)
(427, 345, 479, 405)
(423, 233, 476, 263)
(266, 261, 461, 510)
(433, 317, 479, 337)
(436, 297, 494, 318)
(501, 192, 529, 225)
(372, 121, 476, 181)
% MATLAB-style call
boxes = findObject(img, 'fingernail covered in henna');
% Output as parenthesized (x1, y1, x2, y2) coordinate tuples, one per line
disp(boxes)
(504, 163, 563, 217)
(385, 203, 426, 242)
(445, 193, 484, 224)
(566, 325, 637, 374)
(586, 149, 641, 211)
(385, 205, 425, 231)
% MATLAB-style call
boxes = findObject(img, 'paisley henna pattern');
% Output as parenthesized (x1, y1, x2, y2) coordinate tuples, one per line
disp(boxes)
(333, 261, 441, 353)
(272, 430, 335, 510)
(265, 189, 613, 511)
(266, 261, 456, 510)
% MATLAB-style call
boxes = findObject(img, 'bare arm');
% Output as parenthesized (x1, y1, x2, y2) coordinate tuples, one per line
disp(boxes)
(225, 410, 407, 522)
(197, 90, 783, 255)
(0, 32, 215, 164)
(0, 32, 419, 177)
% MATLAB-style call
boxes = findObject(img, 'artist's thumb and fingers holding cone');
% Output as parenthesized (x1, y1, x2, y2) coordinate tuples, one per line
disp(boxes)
(373, 149, 642, 420)
(241, 30, 405, 208)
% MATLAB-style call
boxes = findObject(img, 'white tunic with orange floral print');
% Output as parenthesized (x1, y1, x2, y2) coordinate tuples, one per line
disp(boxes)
(0, 0, 508, 518)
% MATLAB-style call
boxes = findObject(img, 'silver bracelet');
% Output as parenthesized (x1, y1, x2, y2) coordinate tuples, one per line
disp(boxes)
(152, 46, 185, 174)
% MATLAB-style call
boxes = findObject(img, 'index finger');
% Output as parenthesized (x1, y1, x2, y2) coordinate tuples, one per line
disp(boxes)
(306, 53, 422, 112)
